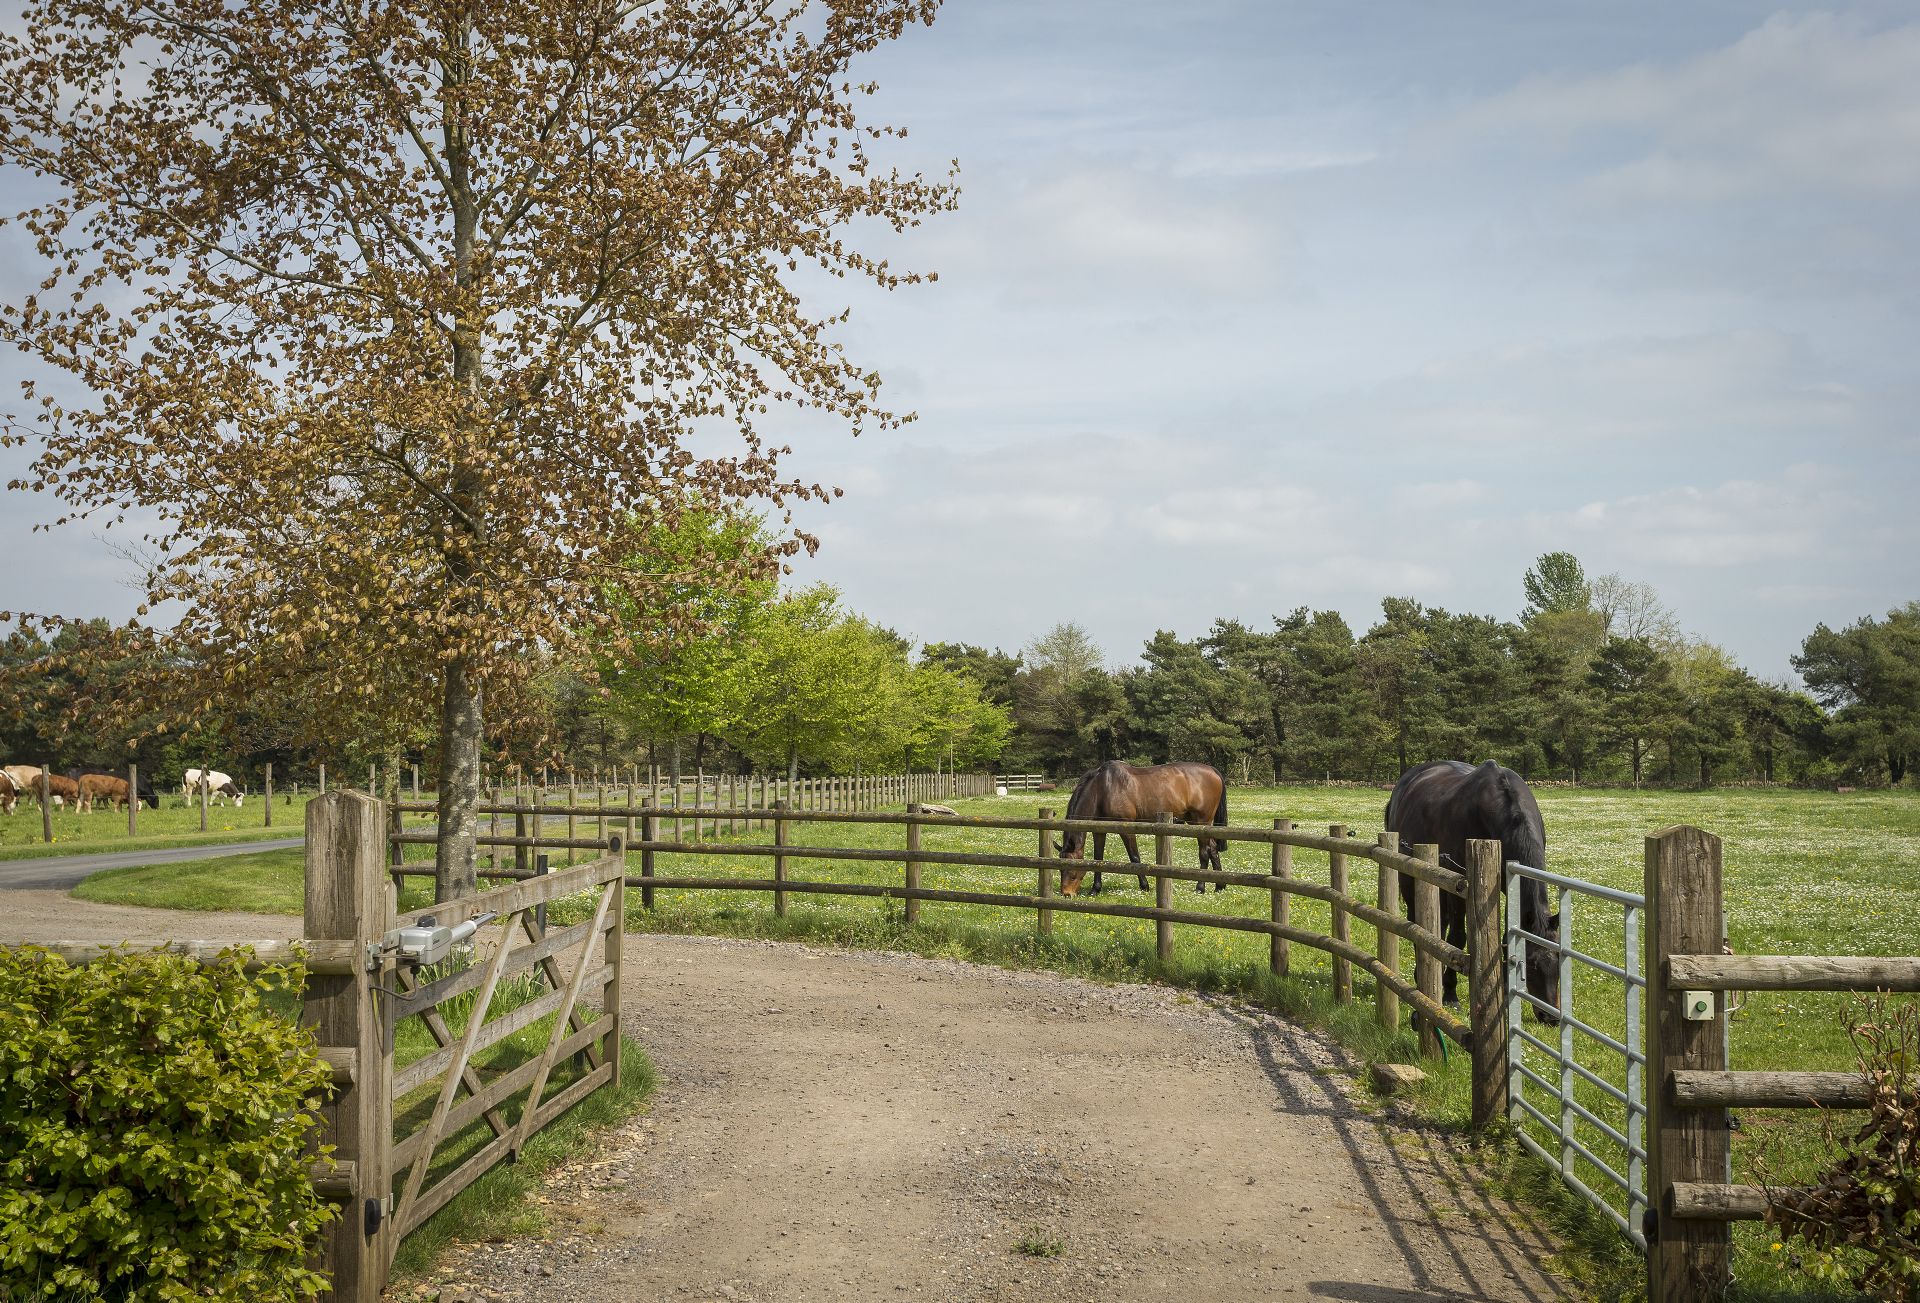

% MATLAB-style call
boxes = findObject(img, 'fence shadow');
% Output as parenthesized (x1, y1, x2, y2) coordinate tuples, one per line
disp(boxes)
(1218, 1004, 1570, 1302)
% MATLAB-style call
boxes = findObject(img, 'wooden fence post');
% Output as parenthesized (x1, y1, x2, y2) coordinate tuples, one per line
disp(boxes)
(128, 761, 139, 836)
(514, 794, 529, 878)
(1375, 832, 1401, 1032)
(1647, 825, 1730, 1302)
(198, 760, 209, 832)
(305, 791, 393, 1297)
(772, 801, 788, 918)
(1328, 824, 1351, 1003)
(1271, 819, 1293, 976)
(904, 803, 922, 925)
(264, 762, 274, 828)
(1155, 813, 1173, 965)
(1466, 838, 1508, 1132)
(39, 766, 52, 843)
(318, 762, 326, 796)
(1414, 843, 1442, 1058)
(1037, 807, 1055, 938)
(387, 802, 404, 901)
(640, 814, 657, 912)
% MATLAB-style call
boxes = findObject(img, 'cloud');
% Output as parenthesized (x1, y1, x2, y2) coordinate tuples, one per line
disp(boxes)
(922, 163, 1295, 305)
(1341, 329, 1867, 448)
(1446, 12, 1920, 203)
(1530, 468, 1875, 568)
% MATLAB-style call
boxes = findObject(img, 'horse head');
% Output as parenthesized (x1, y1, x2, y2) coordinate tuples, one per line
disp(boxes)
(1522, 911, 1563, 1025)
(1054, 831, 1090, 896)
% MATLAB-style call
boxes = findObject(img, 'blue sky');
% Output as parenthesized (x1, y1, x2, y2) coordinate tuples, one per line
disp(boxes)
(3, 3, 1916, 679)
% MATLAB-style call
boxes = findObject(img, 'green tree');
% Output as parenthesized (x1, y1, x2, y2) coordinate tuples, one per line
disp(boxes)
(1793, 603, 1920, 784)
(1522, 551, 1591, 619)
(1588, 637, 1683, 786)
(602, 509, 777, 785)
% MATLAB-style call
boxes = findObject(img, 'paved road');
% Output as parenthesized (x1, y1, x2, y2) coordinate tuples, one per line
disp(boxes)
(0, 838, 305, 892)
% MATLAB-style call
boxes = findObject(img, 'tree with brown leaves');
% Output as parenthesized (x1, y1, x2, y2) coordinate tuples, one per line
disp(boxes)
(0, 0, 953, 898)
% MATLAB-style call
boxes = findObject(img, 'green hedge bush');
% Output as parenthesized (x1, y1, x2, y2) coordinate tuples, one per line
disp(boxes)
(0, 947, 338, 1301)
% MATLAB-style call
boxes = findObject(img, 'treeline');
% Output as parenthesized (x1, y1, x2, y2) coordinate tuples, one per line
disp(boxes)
(932, 555, 1918, 789)
(4, 549, 1913, 791)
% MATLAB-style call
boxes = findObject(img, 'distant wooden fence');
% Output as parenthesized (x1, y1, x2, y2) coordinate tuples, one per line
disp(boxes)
(19, 792, 625, 1301)
(392, 798, 1511, 1128)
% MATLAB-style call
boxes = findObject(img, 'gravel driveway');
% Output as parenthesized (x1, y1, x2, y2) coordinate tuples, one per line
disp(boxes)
(420, 934, 1570, 1302)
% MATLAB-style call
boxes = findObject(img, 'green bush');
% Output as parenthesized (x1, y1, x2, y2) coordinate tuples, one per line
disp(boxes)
(0, 947, 338, 1301)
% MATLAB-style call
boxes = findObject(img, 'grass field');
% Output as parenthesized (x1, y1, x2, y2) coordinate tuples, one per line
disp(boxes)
(71, 784, 1919, 1300)
(0, 790, 317, 860)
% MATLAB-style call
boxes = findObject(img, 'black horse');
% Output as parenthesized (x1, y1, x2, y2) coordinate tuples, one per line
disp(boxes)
(1384, 759, 1560, 1022)
(1055, 761, 1228, 895)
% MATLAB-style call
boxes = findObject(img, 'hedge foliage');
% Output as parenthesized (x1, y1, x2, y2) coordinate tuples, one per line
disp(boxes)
(0, 947, 338, 1301)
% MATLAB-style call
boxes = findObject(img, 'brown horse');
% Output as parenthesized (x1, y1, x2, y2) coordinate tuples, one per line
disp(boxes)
(1055, 761, 1228, 896)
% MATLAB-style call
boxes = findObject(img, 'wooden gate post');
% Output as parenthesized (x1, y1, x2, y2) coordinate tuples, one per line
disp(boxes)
(1154, 814, 1173, 964)
(128, 761, 138, 836)
(264, 762, 273, 828)
(1328, 824, 1351, 1003)
(305, 791, 393, 1298)
(1374, 832, 1401, 1031)
(1647, 825, 1730, 1302)
(1466, 838, 1508, 1132)
(904, 803, 922, 925)
(1036, 807, 1054, 938)
(39, 766, 52, 843)
(1271, 819, 1293, 976)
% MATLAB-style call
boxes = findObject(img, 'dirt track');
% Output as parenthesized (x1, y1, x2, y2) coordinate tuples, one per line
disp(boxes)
(6, 893, 1570, 1300)
(423, 935, 1570, 1303)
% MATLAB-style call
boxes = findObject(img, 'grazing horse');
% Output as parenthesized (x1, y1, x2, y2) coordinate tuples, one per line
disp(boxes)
(1054, 761, 1228, 896)
(1385, 759, 1560, 1023)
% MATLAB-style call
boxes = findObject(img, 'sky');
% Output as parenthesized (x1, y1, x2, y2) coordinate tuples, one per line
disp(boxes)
(3, 2, 1917, 680)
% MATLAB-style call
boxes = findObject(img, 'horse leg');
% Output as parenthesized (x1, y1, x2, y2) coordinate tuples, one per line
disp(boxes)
(1091, 831, 1107, 895)
(1443, 902, 1467, 1005)
(1122, 833, 1147, 890)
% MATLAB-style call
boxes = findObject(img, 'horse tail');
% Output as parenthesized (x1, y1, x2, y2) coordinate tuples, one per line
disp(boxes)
(1213, 774, 1228, 830)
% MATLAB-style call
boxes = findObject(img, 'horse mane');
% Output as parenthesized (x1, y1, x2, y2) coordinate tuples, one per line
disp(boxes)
(1060, 766, 1104, 853)
(1494, 766, 1546, 871)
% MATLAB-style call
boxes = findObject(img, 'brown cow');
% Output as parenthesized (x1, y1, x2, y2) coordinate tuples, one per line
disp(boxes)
(76, 772, 132, 814)
(0, 769, 16, 816)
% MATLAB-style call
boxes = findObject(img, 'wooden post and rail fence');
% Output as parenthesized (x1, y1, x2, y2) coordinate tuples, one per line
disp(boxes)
(17, 794, 1919, 1301)
(388, 797, 1499, 1120)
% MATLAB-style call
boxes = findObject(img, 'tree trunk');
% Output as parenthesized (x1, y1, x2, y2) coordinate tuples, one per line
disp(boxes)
(434, 658, 482, 900)
(787, 745, 798, 785)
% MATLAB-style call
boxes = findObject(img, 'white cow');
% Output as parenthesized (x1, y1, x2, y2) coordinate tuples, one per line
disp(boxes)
(183, 767, 245, 807)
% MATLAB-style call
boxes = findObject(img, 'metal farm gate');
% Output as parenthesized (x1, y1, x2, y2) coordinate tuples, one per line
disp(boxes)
(1504, 859, 1650, 1248)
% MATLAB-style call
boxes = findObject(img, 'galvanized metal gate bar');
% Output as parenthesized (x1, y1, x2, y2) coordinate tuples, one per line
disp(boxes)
(1506, 860, 1648, 1250)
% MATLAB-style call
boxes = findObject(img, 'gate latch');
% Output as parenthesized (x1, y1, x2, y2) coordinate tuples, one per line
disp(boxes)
(376, 911, 497, 968)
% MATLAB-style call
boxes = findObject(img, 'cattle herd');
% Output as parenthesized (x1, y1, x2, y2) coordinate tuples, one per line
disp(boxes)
(0, 764, 243, 816)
